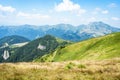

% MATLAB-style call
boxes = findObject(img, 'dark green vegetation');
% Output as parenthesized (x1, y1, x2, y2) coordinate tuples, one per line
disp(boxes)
(36, 32, 120, 62)
(0, 58, 120, 80)
(0, 35, 30, 62)
(6, 35, 70, 62)
(0, 35, 30, 46)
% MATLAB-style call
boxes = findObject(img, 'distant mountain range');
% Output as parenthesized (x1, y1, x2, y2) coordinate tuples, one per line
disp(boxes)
(0, 22, 120, 41)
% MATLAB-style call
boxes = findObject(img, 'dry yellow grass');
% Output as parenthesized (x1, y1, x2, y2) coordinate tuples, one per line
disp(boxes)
(0, 58, 120, 80)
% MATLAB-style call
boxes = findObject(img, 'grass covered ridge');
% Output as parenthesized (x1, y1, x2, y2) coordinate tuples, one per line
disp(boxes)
(0, 58, 120, 80)
(36, 32, 120, 62)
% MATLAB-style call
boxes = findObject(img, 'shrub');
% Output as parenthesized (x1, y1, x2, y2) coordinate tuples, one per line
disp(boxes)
(78, 64, 86, 69)
(64, 62, 76, 69)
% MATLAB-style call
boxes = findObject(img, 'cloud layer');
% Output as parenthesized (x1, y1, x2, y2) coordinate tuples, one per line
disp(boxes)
(108, 3, 117, 8)
(17, 12, 50, 19)
(111, 17, 120, 21)
(55, 0, 86, 15)
(0, 5, 15, 13)
(0, 1, 119, 27)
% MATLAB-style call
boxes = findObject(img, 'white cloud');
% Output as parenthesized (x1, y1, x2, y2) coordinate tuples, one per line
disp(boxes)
(108, 3, 117, 8)
(92, 8, 109, 14)
(90, 17, 96, 21)
(60, 17, 71, 23)
(0, 4, 15, 13)
(101, 10, 109, 14)
(17, 12, 29, 17)
(17, 12, 50, 19)
(55, 0, 86, 15)
(111, 17, 120, 21)
(87, 17, 97, 22)
(95, 8, 101, 11)
(92, 8, 101, 14)
(0, 14, 5, 18)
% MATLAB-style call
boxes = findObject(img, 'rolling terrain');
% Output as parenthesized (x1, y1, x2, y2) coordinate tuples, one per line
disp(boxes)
(0, 32, 120, 80)
(5, 35, 71, 62)
(35, 32, 120, 62)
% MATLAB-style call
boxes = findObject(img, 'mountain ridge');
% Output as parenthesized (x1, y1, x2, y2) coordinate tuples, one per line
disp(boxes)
(0, 35, 30, 46)
(0, 21, 120, 41)
(1, 35, 71, 62)
(35, 32, 120, 62)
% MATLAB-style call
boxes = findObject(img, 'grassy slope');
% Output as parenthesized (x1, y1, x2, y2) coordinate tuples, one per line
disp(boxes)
(34, 38, 72, 62)
(33, 37, 73, 62)
(37, 32, 120, 62)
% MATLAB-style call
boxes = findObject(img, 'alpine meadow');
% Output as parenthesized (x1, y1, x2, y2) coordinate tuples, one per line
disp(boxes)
(0, 0, 120, 80)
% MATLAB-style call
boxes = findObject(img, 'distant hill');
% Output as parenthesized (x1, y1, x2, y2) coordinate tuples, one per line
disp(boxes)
(35, 32, 120, 62)
(6, 35, 71, 62)
(0, 35, 30, 46)
(0, 22, 120, 41)
(0, 35, 30, 62)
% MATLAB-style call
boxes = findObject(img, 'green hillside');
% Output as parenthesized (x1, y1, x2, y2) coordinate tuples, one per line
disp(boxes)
(6, 35, 70, 62)
(36, 32, 120, 62)
(0, 35, 30, 46)
(0, 35, 30, 62)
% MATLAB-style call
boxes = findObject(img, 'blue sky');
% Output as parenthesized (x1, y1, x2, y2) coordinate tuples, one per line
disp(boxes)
(0, 0, 120, 27)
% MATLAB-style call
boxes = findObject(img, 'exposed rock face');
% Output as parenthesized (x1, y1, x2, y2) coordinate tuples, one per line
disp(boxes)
(37, 44, 46, 50)
(3, 50, 9, 60)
